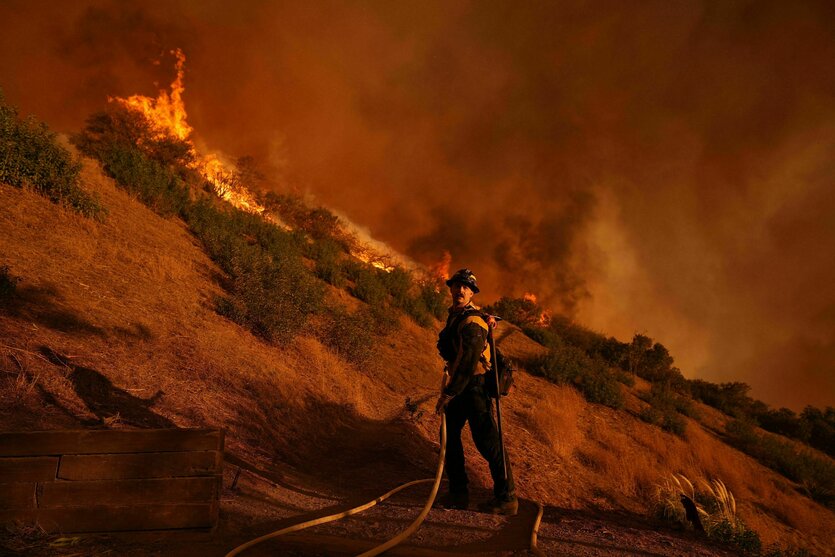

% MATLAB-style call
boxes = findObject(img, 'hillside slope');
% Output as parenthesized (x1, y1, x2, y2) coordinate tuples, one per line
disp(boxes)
(1, 156, 833, 556)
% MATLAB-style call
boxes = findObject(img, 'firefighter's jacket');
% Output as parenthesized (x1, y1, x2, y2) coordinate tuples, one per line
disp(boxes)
(437, 303, 492, 398)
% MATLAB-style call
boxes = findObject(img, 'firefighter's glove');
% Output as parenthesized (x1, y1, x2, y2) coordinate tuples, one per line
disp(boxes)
(435, 394, 453, 415)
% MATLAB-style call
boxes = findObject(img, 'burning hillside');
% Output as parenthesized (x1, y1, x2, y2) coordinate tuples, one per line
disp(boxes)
(111, 48, 421, 275)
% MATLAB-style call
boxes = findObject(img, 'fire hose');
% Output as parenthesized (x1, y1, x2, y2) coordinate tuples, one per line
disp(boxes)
(225, 366, 545, 556)
(225, 414, 447, 557)
(224, 414, 544, 556)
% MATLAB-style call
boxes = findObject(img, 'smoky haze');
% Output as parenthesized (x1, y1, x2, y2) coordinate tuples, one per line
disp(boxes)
(2, 0, 834, 410)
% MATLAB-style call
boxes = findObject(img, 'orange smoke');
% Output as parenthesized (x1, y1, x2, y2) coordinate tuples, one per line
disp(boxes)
(111, 49, 266, 216)
(523, 292, 537, 303)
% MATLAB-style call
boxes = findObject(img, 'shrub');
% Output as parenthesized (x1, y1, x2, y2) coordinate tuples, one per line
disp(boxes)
(655, 475, 762, 555)
(1, 91, 104, 218)
(640, 384, 690, 437)
(188, 199, 324, 344)
(485, 296, 542, 327)
(98, 144, 190, 217)
(308, 238, 346, 287)
(380, 266, 412, 306)
(530, 342, 623, 409)
(319, 308, 375, 366)
(726, 419, 835, 509)
(348, 263, 388, 307)
(417, 279, 448, 321)
(73, 107, 194, 168)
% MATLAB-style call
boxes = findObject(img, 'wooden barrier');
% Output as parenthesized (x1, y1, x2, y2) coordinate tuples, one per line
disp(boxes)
(0, 429, 223, 533)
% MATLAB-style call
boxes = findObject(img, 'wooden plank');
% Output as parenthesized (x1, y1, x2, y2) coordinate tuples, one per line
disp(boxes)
(57, 451, 221, 480)
(0, 456, 59, 481)
(0, 429, 222, 456)
(34, 503, 215, 532)
(40, 477, 219, 507)
(0, 482, 36, 509)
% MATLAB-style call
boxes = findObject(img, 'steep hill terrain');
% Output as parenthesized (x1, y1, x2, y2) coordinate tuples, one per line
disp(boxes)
(2, 153, 834, 556)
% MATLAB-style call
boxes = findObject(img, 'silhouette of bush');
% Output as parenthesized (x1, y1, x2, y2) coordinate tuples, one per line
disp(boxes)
(0, 265, 20, 303)
(73, 107, 194, 169)
(486, 296, 542, 327)
(1, 92, 104, 218)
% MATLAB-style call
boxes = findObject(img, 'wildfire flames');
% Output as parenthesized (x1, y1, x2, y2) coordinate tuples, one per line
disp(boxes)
(523, 292, 551, 326)
(111, 49, 266, 215)
(430, 251, 452, 282)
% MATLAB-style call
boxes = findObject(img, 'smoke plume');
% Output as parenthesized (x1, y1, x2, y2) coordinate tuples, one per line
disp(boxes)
(2, 0, 834, 409)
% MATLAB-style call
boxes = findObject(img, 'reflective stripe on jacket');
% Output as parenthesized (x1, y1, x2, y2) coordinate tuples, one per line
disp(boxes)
(442, 304, 491, 397)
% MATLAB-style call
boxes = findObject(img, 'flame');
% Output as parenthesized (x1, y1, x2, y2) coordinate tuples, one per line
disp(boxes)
(352, 246, 395, 272)
(111, 49, 266, 216)
(430, 251, 452, 282)
(522, 291, 550, 325)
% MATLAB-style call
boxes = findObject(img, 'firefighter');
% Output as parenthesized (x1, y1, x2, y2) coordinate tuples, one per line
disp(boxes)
(435, 268, 517, 515)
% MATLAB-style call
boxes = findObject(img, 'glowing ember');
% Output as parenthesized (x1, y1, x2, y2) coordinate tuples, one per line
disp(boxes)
(111, 49, 266, 216)
(523, 292, 538, 303)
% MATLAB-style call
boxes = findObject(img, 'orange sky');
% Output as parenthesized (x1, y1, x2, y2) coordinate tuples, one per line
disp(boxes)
(2, 0, 834, 409)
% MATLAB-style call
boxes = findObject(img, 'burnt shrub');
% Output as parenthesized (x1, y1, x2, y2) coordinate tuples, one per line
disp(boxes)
(1, 92, 104, 218)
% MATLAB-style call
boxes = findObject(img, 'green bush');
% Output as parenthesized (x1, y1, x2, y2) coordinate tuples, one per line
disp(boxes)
(380, 267, 412, 306)
(73, 108, 194, 168)
(417, 280, 448, 321)
(349, 263, 388, 307)
(521, 325, 561, 349)
(98, 144, 190, 217)
(726, 420, 835, 509)
(188, 199, 323, 344)
(639, 384, 690, 437)
(530, 342, 623, 409)
(708, 519, 762, 555)
(1, 92, 104, 218)
(320, 308, 376, 366)
(308, 238, 346, 287)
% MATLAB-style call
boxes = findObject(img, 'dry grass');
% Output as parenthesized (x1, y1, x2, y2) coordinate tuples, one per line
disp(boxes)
(2, 156, 835, 555)
(520, 384, 584, 459)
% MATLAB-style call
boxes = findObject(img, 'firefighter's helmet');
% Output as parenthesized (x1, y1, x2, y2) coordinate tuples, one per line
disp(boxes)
(446, 268, 480, 294)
